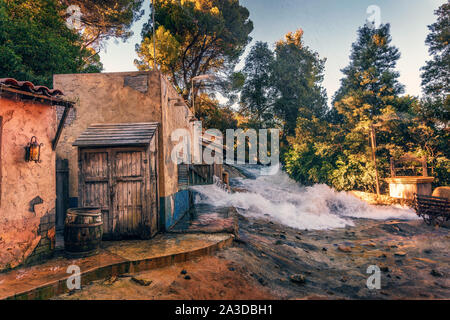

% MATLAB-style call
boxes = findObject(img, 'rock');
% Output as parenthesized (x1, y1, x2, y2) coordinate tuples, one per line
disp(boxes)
(229, 267, 235, 271)
(180, 270, 187, 275)
(295, 236, 302, 240)
(394, 251, 406, 257)
(290, 274, 306, 284)
(380, 266, 389, 272)
(274, 240, 283, 245)
(364, 242, 376, 248)
(103, 275, 118, 285)
(131, 277, 152, 286)
(322, 247, 328, 252)
(279, 234, 286, 239)
(430, 269, 443, 277)
(118, 273, 133, 278)
(424, 249, 433, 254)
(258, 278, 267, 286)
(338, 245, 352, 253)
(184, 275, 191, 280)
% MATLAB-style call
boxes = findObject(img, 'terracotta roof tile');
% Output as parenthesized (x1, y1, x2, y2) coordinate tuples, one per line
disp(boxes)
(0, 78, 64, 97)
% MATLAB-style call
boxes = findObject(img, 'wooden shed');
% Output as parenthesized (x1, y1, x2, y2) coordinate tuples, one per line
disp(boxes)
(73, 123, 159, 240)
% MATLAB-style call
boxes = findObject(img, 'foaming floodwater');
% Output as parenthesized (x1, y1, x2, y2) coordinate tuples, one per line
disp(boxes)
(190, 166, 419, 231)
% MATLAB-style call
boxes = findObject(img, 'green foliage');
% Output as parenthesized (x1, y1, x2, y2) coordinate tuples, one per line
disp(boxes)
(0, 0, 102, 87)
(285, 24, 413, 192)
(195, 93, 237, 132)
(60, 0, 145, 50)
(239, 41, 275, 128)
(417, 2, 450, 188)
(285, 20, 449, 192)
(135, 0, 253, 99)
(421, 2, 449, 102)
(272, 30, 328, 137)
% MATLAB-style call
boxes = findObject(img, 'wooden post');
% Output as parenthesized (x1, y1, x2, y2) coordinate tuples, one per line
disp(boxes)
(390, 157, 395, 177)
(421, 157, 428, 177)
(52, 105, 71, 150)
(370, 125, 381, 196)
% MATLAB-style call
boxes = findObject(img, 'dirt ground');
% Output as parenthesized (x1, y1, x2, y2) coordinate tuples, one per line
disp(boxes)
(55, 213, 449, 300)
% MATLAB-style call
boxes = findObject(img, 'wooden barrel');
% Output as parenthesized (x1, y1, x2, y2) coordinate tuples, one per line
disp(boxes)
(64, 207, 103, 257)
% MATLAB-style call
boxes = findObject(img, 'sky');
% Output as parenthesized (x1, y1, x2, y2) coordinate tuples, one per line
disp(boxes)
(99, 0, 446, 105)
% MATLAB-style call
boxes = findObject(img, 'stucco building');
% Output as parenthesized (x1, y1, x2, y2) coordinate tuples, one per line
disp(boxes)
(53, 71, 196, 233)
(0, 78, 73, 271)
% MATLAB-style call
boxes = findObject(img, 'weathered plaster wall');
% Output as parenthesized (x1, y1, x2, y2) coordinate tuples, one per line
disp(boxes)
(0, 98, 57, 271)
(53, 71, 162, 199)
(159, 74, 194, 197)
(159, 75, 195, 229)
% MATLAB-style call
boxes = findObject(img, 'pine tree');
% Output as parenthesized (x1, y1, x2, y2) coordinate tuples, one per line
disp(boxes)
(416, 2, 450, 187)
(240, 41, 275, 129)
(331, 23, 409, 192)
(421, 2, 449, 123)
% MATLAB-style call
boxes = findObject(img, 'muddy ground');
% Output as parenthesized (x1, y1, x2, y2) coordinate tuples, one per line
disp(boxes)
(56, 214, 449, 300)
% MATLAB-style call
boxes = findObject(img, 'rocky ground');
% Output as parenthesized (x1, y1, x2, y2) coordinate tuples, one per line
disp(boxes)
(56, 213, 449, 300)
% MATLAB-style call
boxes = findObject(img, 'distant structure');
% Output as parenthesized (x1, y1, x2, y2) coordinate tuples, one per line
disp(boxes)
(386, 154, 434, 200)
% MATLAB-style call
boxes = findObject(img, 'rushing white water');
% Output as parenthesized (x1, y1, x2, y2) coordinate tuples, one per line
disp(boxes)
(190, 166, 419, 231)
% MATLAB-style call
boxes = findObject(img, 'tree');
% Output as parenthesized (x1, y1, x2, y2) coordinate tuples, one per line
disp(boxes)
(421, 2, 449, 101)
(195, 93, 237, 132)
(272, 30, 328, 138)
(0, 0, 102, 87)
(239, 41, 275, 128)
(417, 2, 450, 187)
(331, 23, 411, 192)
(60, 0, 145, 52)
(135, 0, 253, 100)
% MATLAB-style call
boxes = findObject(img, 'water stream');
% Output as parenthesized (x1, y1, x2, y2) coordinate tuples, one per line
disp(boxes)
(190, 165, 419, 231)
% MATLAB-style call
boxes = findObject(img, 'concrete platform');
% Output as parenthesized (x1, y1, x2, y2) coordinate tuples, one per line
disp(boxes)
(0, 233, 233, 300)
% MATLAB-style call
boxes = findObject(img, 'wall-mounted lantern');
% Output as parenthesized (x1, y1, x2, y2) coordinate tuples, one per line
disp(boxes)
(25, 136, 43, 163)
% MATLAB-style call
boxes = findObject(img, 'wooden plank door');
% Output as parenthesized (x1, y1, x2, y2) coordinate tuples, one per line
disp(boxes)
(79, 149, 112, 235)
(113, 149, 146, 238)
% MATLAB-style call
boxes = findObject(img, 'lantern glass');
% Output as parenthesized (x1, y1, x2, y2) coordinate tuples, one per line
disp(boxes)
(26, 136, 42, 163)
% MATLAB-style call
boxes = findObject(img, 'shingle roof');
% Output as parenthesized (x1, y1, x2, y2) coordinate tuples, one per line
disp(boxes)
(0, 78, 63, 97)
(73, 123, 159, 147)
